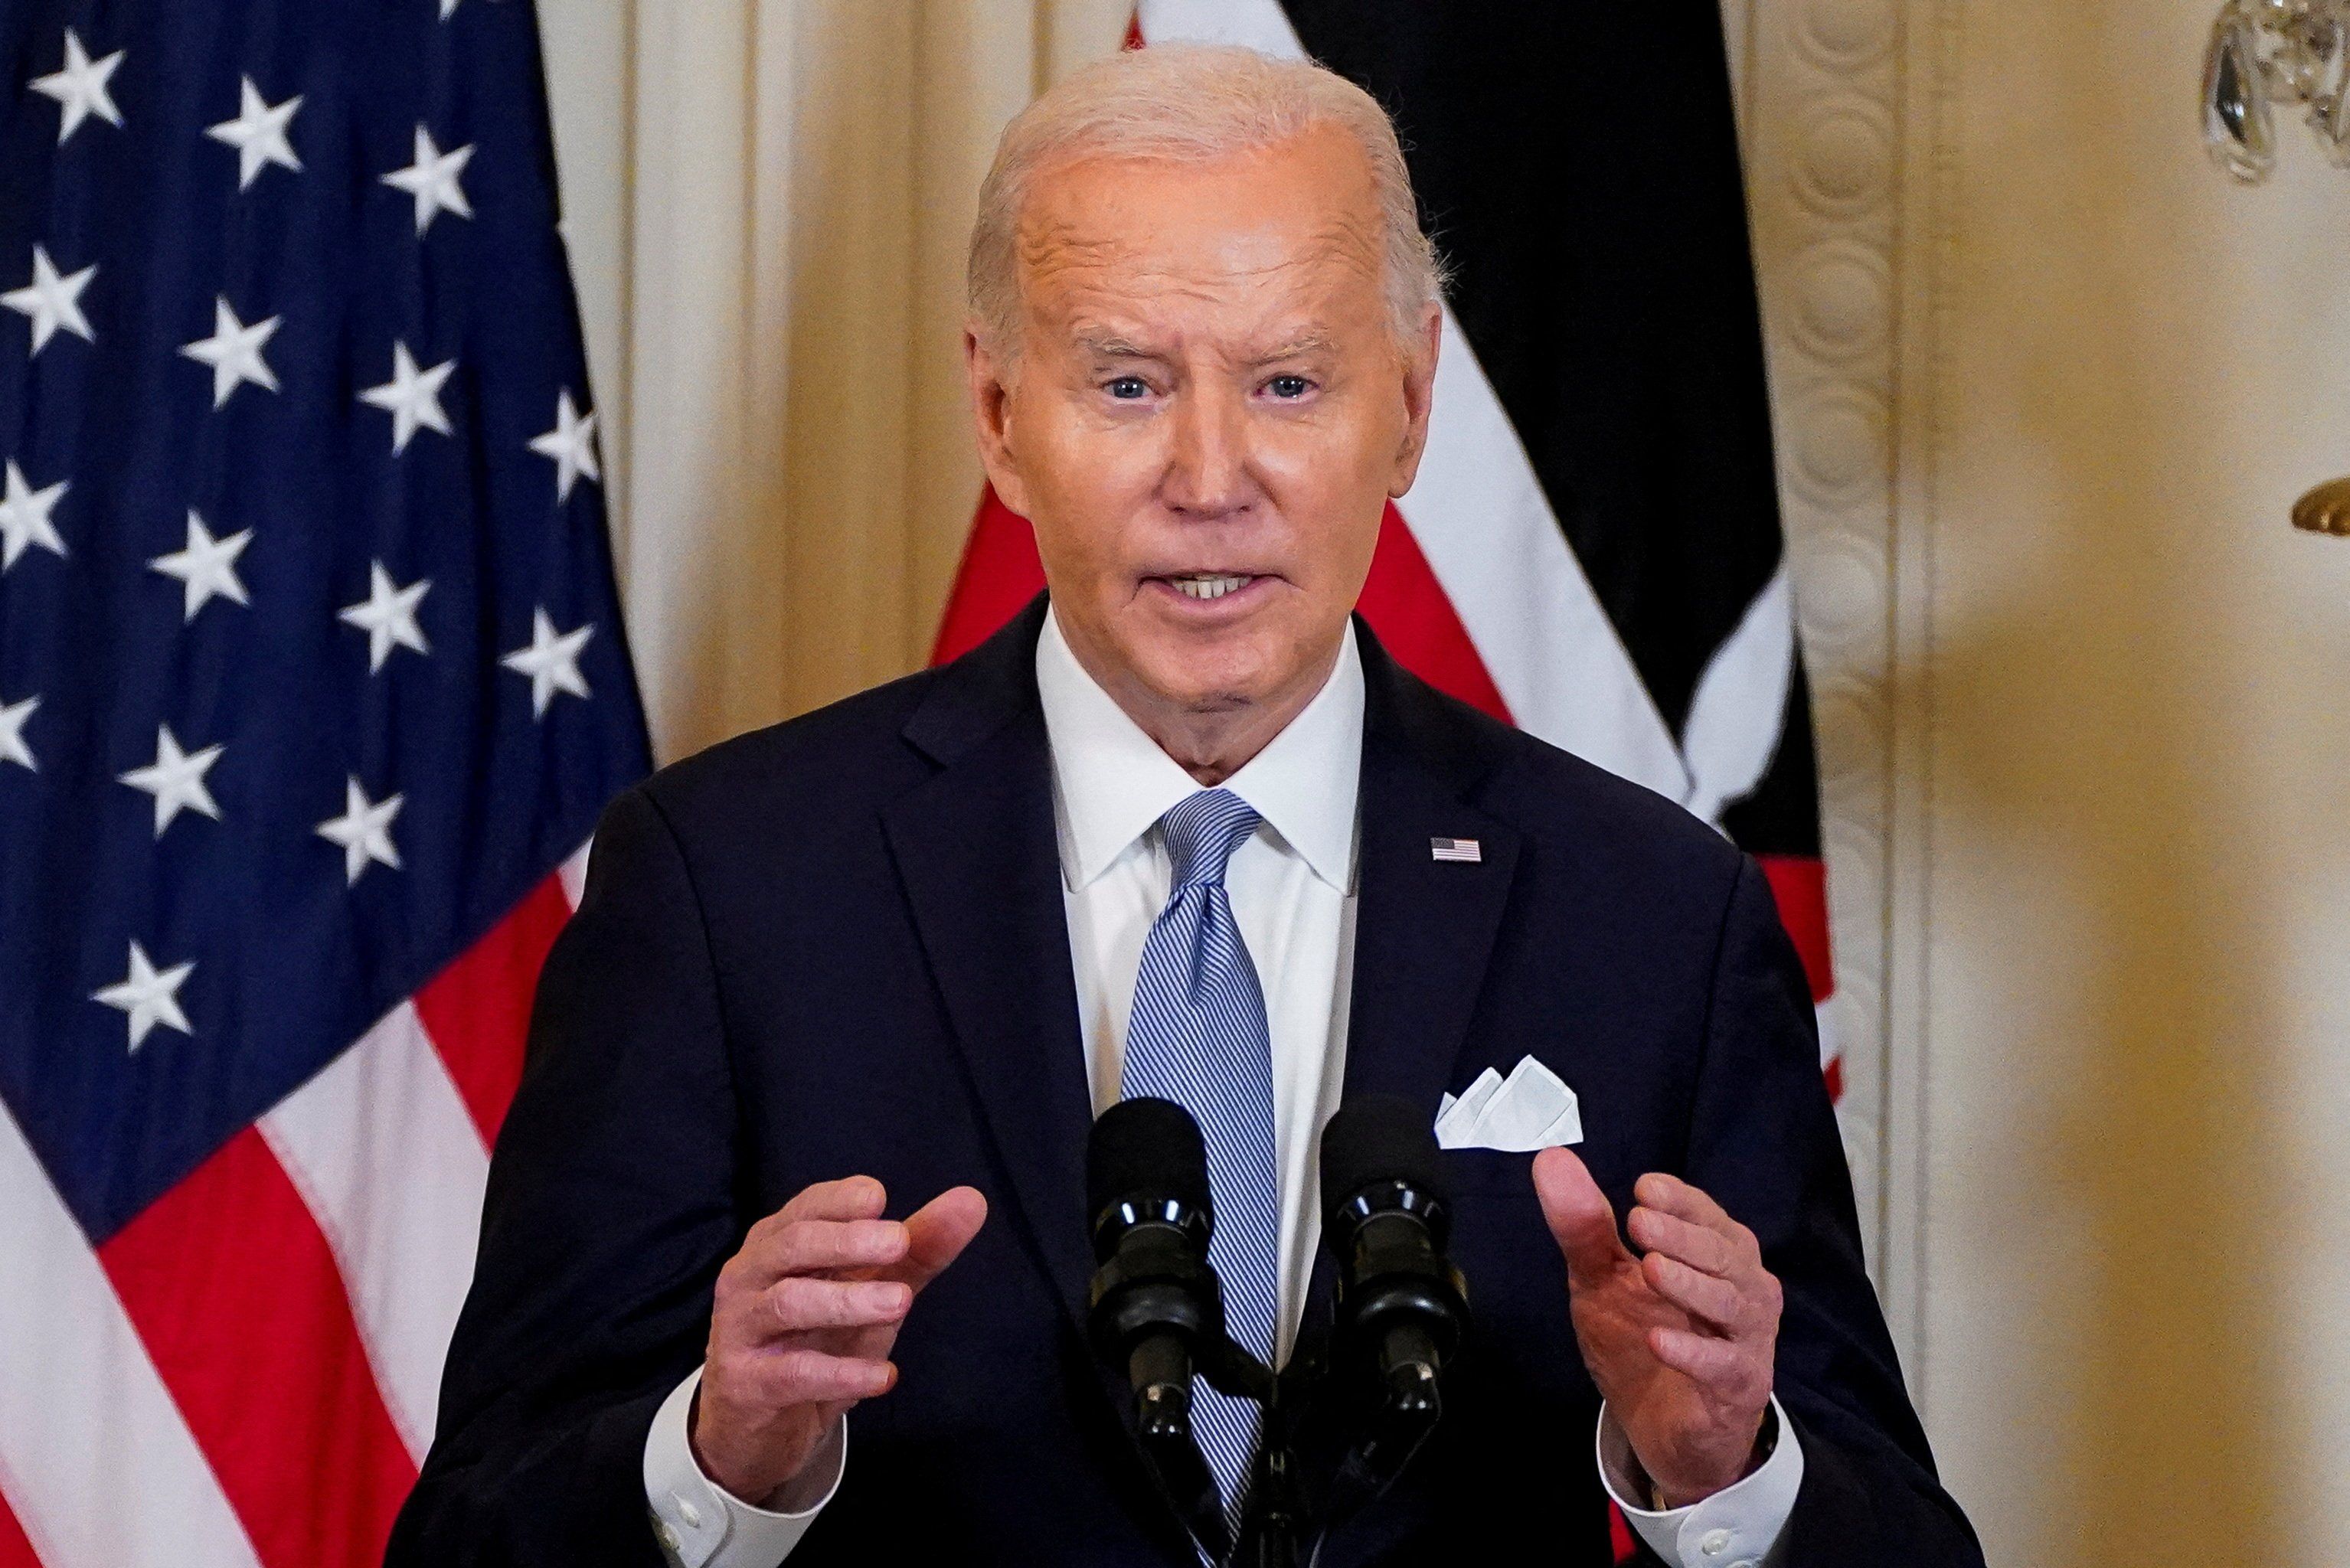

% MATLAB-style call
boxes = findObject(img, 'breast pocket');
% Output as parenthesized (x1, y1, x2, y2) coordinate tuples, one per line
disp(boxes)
(1440, 1146, 1538, 1199)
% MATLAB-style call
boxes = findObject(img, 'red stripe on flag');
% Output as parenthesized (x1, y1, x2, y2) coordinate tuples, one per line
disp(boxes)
(931, 485, 1046, 666)
(1754, 853, 1832, 1004)
(0, 1490, 38, 1568)
(98, 1129, 414, 1568)
(1358, 501, 1512, 723)
(414, 874, 574, 1146)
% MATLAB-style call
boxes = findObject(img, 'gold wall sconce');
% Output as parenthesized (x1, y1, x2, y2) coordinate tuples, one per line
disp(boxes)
(2292, 476, 2350, 535)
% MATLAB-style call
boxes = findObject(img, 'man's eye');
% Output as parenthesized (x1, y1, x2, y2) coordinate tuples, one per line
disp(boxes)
(1105, 376, 1150, 400)
(1266, 374, 1312, 399)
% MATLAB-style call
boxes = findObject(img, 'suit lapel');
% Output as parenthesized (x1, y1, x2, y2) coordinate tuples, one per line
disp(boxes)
(1293, 628, 1522, 1382)
(881, 599, 1097, 1331)
(1339, 628, 1522, 1116)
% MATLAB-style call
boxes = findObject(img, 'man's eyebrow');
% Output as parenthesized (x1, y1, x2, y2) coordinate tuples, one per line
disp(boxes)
(1253, 329, 1336, 360)
(1073, 331, 1159, 358)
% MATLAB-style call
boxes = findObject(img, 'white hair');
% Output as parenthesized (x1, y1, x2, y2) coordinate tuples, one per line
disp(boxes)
(966, 43, 1443, 353)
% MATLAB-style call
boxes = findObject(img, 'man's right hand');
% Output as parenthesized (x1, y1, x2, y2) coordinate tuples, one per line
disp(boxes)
(691, 1175, 989, 1507)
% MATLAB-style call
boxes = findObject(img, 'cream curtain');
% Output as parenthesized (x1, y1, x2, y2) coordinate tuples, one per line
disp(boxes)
(541, 0, 1135, 763)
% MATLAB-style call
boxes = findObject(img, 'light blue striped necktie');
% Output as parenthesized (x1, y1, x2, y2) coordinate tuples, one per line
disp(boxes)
(1119, 788, 1282, 1530)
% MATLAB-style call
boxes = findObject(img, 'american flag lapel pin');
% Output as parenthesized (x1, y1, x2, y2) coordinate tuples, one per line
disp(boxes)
(1430, 837, 1482, 864)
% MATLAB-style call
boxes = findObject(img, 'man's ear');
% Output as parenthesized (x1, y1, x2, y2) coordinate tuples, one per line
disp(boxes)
(965, 325, 1034, 519)
(1387, 305, 1443, 499)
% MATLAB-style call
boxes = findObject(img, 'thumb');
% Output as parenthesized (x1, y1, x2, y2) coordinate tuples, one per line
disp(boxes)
(888, 1185, 989, 1292)
(1533, 1147, 1630, 1289)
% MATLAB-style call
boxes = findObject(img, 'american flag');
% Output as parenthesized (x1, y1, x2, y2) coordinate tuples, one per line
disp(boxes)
(0, 3, 648, 1566)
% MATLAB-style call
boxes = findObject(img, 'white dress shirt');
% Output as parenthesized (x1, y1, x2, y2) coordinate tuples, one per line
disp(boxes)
(644, 607, 1800, 1566)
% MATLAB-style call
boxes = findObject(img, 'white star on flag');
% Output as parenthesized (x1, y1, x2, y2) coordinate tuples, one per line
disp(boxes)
(358, 342, 456, 453)
(442, 0, 464, 18)
(501, 608, 594, 717)
(381, 125, 476, 235)
(206, 77, 303, 190)
(180, 296, 282, 408)
(92, 942, 195, 1053)
(0, 694, 38, 773)
(528, 390, 600, 501)
(119, 724, 224, 838)
(315, 776, 404, 885)
(0, 461, 68, 570)
(150, 511, 253, 620)
(338, 561, 432, 671)
(2, 245, 96, 354)
(31, 28, 124, 145)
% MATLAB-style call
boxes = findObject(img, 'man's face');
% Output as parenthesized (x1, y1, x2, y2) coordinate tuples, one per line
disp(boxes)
(968, 123, 1437, 730)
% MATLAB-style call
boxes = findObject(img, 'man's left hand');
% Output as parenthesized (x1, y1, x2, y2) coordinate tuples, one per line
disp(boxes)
(1532, 1148, 1783, 1508)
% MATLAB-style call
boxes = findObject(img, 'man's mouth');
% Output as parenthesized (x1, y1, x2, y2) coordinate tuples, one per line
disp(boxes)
(1159, 573, 1257, 602)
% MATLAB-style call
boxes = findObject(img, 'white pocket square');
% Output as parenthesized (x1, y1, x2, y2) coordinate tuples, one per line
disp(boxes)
(1435, 1056, 1582, 1152)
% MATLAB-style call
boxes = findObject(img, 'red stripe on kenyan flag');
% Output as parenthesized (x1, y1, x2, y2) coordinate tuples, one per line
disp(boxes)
(1754, 854, 1832, 1004)
(1757, 852, 1838, 1100)
(1356, 501, 1510, 723)
(0, 1491, 36, 1568)
(97, 1129, 414, 1568)
(932, 486, 1046, 665)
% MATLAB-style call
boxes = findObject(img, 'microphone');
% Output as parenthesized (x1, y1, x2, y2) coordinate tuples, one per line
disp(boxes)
(1318, 1094, 1468, 1474)
(1086, 1096, 1230, 1555)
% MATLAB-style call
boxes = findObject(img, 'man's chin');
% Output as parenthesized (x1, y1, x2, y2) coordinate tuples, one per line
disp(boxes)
(1130, 639, 1292, 717)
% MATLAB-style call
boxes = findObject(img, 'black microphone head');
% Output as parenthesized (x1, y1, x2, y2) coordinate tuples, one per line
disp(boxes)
(1088, 1096, 1211, 1227)
(1319, 1093, 1449, 1226)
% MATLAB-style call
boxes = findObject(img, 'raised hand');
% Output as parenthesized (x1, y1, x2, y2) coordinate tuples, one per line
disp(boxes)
(691, 1176, 988, 1507)
(1532, 1148, 1781, 1507)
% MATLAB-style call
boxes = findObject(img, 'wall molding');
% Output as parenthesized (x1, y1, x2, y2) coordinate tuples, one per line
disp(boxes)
(1739, 0, 1937, 1380)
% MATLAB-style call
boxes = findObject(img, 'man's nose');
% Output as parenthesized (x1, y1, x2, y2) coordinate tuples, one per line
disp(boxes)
(1160, 386, 1255, 518)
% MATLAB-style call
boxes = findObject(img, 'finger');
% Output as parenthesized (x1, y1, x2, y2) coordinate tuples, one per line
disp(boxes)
(760, 1276, 914, 1336)
(1626, 1204, 1735, 1278)
(1648, 1325, 1748, 1389)
(744, 1347, 898, 1406)
(775, 1174, 890, 1226)
(1532, 1147, 1633, 1289)
(1634, 1173, 1744, 1245)
(731, 1218, 910, 1289)
(878, 1186, 989, 1292)
(1641, 1253, 1744, 1334)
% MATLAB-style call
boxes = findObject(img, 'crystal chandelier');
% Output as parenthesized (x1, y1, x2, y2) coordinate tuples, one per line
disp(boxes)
(2202, 0, 2350, 181)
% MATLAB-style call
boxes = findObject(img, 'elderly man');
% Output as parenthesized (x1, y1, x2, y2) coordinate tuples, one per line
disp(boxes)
(388, 44, 1979, 1568)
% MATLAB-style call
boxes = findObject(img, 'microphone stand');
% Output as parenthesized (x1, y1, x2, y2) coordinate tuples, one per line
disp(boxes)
(1230, 1383, 1309, 1568)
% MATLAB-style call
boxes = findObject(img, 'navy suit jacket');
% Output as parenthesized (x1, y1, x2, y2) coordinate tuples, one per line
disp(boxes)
(387, 597, 1981, 1566)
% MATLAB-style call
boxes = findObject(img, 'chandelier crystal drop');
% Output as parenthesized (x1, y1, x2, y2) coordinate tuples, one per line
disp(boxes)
(2203, 0, 2350, 181)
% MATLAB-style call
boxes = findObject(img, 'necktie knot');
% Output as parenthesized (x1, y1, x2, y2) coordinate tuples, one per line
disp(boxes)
(1159, 788, 1260, 890)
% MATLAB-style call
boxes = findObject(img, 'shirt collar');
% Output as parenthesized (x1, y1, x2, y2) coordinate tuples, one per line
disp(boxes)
(1034, 605, 1364, 893)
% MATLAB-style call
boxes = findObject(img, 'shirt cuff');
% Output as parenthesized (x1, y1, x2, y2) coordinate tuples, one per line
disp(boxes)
(642, 1367, 845, 1568)
(1594, 1395, 1803, 1568)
